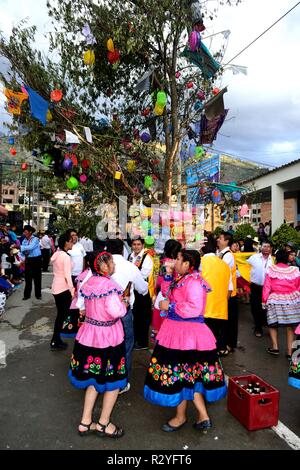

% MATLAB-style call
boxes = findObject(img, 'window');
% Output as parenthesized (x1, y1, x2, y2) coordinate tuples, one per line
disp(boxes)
(253, 218, 256, 223)
(252, 209, 257, 214)
(9, 190, 14, 195)
(257, 208, 261, 214)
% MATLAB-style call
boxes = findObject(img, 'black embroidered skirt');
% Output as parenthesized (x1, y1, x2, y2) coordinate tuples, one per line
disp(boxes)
(68, 339, 128, 393)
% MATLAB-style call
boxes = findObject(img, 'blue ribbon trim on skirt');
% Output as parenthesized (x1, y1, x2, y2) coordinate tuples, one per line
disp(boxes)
(68, 369, 127, 393)
(61, 333, 77, 338)
(288, 377, 300, 390)
(144, 383, 227, 407)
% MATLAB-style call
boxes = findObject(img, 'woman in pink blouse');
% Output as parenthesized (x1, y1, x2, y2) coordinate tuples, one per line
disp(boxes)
(144, 250, 227, 433)
(69, 251, 128, 438)
(50, 233, 74, 351)
(263, 249, 300, 358)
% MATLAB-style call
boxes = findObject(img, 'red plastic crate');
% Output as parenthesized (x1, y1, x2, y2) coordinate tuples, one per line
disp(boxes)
(227, 374, 280, 431)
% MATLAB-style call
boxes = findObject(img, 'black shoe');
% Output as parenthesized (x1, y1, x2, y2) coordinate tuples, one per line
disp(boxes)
(35, 297, 42, 300)
(193, 419, 212, 431)
(50, 341, 68, 351)
(22, 297, 30, 300)
(161, 421, 187, 432)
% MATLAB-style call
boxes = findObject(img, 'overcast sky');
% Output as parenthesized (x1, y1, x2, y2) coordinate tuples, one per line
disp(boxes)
(1, 0, 300, 168)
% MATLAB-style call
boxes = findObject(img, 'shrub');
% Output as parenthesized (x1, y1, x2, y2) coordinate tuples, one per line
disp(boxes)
(233, 223, 256, 241)
(271, 223, 300, 250)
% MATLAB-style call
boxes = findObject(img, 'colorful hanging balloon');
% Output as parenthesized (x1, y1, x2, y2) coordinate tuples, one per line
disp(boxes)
(8, 137, 14, 145)
(232, 191, 242, 202)
(108, 49, 120, 64)
(154, 103, 164, 116)
(81, 159, 90, 169)
(127, 160, 136, 172)
(32, 150, 37, 157)
(141, 132, 151, 143)
(66, 176, 79, 190)
(175, 71, 181, 78)
(144, 175, 152, 189)
(9, 148, 17, 156)
(21, 162, 28, 171)
(194, 101, 203, 111)
(50, 89, 63, 102)
(197, 90, 205, 100)
(107, 38, 114, 52)
(240, 203, 249, 217)
(186, 82, 194, 89)
(114, 170, 122, 180)
(213, 87, 220, 95)
(156, 91, 167, 108)
(79, 174, 88, 184)
(83, 49, 95, 65)
(145, 235, 155, 246)
(62, 158, 73, 170)
(211, 188, 222, 203)
(43, 153, 53, 166)
(141, 108, 150, 117)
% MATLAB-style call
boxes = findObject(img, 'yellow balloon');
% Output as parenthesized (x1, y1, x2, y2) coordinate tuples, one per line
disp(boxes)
(107, 38, 115, 52)
(83, 49, 95, 66)
(127, 160, 136, 172)
(46, 109, 52, 122)
(154, 103, 164, 116)
(114, 170, 122, 180)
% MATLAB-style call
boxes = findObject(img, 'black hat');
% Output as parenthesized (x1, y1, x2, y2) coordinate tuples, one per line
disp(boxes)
(23, 225, 36, 233)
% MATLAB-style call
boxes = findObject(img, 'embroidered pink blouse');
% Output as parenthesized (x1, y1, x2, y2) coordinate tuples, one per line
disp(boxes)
(75, 275, 127, 348)
(262, 263, 300, 304)
(156, 272, 217, 351)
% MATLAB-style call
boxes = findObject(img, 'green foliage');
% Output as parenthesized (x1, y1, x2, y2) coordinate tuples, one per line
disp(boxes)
(54, 205, 101, 239)
(271, 224, 300, 250)
(233, 223, 256, 241)
(214, 226, 223, 238)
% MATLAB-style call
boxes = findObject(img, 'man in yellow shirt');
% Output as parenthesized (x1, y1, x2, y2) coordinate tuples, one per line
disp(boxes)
(201, 235, 232, 355)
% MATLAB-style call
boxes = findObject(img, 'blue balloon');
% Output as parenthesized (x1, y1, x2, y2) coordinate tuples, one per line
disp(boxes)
(8, 137, 14, 145)
(194, 101, 203, 111)
(32, 150, 38, 157)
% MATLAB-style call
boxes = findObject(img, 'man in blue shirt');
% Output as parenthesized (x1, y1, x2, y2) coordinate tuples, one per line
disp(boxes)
(21, 225, 42, 300)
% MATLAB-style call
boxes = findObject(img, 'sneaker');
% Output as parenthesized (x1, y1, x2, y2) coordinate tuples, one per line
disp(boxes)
(133, 344, 148, 351)
(119, 383, 130, 395)
(50, 341, 68, 351)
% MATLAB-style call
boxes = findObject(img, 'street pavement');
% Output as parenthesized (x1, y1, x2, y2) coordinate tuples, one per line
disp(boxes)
(0, 272, 299, 451)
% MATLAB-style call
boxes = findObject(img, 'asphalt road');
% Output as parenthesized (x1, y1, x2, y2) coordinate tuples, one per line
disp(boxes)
(0, 272, 299, 451)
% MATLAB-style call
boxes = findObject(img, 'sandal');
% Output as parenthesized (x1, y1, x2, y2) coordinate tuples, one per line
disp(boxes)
(78, 422, 95, 437)
(267, 347, 279, 356)
(96, 420, 124, 439)
(218, 349, 229, 357)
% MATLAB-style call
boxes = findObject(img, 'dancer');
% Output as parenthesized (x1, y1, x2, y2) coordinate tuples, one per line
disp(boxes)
(144, 249, 227, 432)
(68, 251, 127, 438)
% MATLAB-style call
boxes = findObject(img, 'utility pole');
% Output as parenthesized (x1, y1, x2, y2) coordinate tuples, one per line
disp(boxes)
(28, 165, 32, 224)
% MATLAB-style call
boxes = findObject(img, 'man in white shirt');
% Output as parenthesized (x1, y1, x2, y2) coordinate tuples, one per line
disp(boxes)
(128, 236, 153, 350)
(40, 231, 52, 272)
(247, 241, 273, 337)
(66, 229, 86, 284)
(79, 236, 94, 253)
(106, 239, 148, 393)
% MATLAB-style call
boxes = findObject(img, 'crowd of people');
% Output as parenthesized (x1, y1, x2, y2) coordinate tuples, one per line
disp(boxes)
(2, 222, 299, 437)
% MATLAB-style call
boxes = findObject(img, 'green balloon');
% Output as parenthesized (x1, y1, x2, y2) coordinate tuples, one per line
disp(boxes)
(144, 175, 152, 190)
(141, 219, 150, 231)
(43, 153, 53, 166)
(157, 91, 167, 107)
(66, 176, 79, 190)
(145, 235, 155, 246)
(195, 146, 205, 159)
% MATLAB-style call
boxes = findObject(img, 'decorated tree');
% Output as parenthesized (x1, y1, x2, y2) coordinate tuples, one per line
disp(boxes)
(0, 0, 242, 208)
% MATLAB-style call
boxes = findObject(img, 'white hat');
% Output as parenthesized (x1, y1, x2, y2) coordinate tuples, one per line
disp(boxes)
(252, 236, 259, 244)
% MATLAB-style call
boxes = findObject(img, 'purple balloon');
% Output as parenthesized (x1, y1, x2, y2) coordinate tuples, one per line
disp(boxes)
(140, 132, 151, 143)
(62, 158, 73, 170)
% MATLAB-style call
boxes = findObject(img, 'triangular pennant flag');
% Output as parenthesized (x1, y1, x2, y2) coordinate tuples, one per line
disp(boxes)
(135, 67, 155, 92)
(65, 130, 81, 144)
(24, 85, 49, 125)
(204, 87, 227, 120)
(84, 126, 93, 143)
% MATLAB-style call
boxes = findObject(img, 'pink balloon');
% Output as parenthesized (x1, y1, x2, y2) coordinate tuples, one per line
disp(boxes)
(240, 203, 249, 216)
(79, 174, 88, 183)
